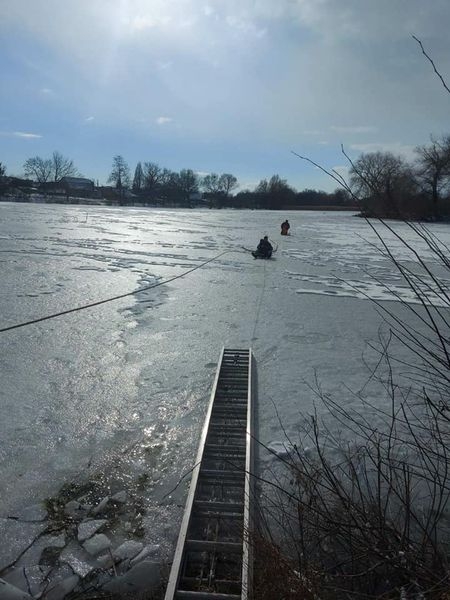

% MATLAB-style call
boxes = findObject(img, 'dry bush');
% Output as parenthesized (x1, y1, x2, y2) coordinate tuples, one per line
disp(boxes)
(254, 222, 450, 599)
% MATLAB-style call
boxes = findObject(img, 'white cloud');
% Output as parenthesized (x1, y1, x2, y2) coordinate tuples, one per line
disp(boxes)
(225, 15, 267, 38)
(349, 142, 416, 160)
(129, 14, 171, 31)
(156, 116, 173, 125)
(0, 131, 42, 139)
(156, 60, 172, 70)
(85, 116, 95, 122)
(39, 87, 53, 95)
(15, 132, 42, 138)
(331, 125, 377, 134)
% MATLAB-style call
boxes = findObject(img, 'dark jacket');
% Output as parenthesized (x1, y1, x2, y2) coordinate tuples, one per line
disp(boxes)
(257, 238, 273, 255)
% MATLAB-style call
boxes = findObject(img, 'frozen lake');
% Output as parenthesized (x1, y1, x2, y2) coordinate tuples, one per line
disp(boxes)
(1, 203, 449, 569)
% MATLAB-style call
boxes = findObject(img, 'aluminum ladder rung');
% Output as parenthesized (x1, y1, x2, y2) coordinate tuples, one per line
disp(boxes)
(221, 361, 248, 365)
(194, 500, 243, 512)
(210, 420, 246, 426)
(205, 444, 245, 452)
(203, 453, 245, 462)
(176, 591, 241, 600)
(212, 403, 247, 409)
(210, 414, 246, 421)
(206, 441, 245, 448)
(207, 432, 245, 439)
(213, 398, 247, 412)
(193, 509, 244, 519)
(211, 413, 246, 420)
(207, 431, 245, 439)
(186, 540, 242, 552)
(212, 405, 247, 410)
(206, 441, 244, 447)
(213, 400, 247, 405)
(222, 359, 248, 363)
(222, 358, 248, 362)
(212, 405, 247, 411)
(200, 470, 244, 479)
(205, 453, 245, 460)
(208, 424, 245, 429)
(180, 577, 241, 587)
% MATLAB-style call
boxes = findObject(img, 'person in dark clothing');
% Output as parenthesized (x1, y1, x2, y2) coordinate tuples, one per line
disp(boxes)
(281, 220, 290, 235)
(253, 235, 273, 258)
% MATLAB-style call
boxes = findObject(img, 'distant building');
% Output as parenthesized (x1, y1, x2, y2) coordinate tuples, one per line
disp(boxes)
(0, 176, 36, 200)
(60, 177, 95, 193)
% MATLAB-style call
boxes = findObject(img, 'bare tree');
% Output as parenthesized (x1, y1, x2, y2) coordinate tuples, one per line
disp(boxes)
(0, 162, 6, 177)
(219, 173, 238, 196)
(143, 162, 163, 194)
(160, 167, 174, 187)
(255, 178, 269, 193)
(350, 151, 416, 217)
(254, 174, 295, 209)
(415, 135, 450, 213)
(177, 169, 199, 204)
(132, 162, 144, 192)
(201, 173, 222, 194)
(51, 151, 78, 181)
(108, 155, 130, 200)
(23, 156, 53, 183)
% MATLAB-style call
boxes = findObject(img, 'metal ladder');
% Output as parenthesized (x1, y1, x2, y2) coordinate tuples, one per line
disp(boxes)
(164, 349, 254, 600)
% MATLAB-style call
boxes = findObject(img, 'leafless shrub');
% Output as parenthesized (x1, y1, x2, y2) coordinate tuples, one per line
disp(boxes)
(255, 221, 450, 599)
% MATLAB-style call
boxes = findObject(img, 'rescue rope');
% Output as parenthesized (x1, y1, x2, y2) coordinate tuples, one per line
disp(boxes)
(251, 258, 268, 343)
(0, 249, 242, 334)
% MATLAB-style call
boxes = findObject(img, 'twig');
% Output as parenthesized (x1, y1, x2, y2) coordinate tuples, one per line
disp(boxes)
(413, 35, 450, 95)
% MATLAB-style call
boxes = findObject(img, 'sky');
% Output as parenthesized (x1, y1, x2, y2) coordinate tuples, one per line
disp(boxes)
(1, 0, 450, 192)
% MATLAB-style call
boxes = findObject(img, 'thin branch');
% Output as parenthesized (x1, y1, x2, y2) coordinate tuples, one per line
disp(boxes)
(413, 35, 450, 95)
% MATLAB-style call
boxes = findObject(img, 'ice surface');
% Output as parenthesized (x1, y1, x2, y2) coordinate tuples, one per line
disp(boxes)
(2, 565, 51, 597)
(0, 519, 47, 571)
(113, 540, 144, 562)
(77, 519, 107, 542)
(1, 204, 449, 571)
(0, 579, 32, 599)
(83, 533, 111, 556)
(59, 541, 94, 577)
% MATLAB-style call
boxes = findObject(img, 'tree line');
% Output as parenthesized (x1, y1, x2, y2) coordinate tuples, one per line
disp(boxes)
(108, 155, 351, 209)
(349, 135, 450, 219)
(108, 155, 239, 206)
(2, 133, 450, 216)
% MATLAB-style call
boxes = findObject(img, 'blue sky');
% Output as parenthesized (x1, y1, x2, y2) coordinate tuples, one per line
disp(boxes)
(1, 0, 450, 191)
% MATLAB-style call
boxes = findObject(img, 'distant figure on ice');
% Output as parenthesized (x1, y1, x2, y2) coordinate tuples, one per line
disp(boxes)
(281, 220, 290, 235)
(252, 236, 273, 259)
